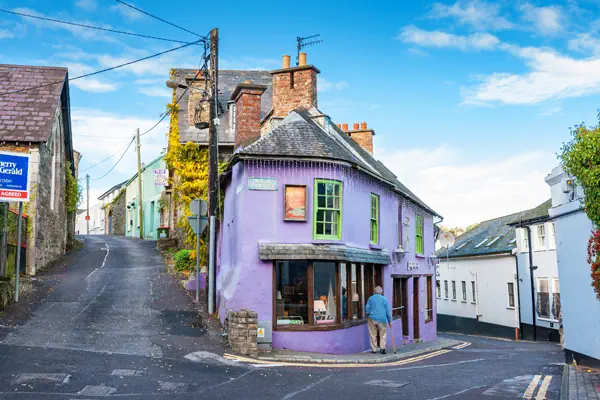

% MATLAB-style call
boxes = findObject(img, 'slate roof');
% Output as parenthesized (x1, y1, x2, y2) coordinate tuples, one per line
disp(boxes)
(170, 69, 272, 145)
(0, 64, 68, 142)
(259, 243, 391, 264)
(436, 199, 552, 259)
(98, 180, 127, 200)
(236, 109, 439, 216)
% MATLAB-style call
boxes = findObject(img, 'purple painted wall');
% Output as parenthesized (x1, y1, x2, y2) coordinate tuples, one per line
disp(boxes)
(217, 159, 437, 353)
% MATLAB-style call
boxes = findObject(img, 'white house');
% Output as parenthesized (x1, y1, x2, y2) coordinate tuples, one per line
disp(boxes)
(510, 200, 560, 342)
(436, 201, 550, 339)
(545, 165, 600, 367)
(74, 202, 104, 235)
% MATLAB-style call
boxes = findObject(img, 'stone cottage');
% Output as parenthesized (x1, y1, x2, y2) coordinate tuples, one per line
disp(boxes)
(0, 64, 77, 275)
(217, 54, 441, 354)
(98, 180, 127, 235)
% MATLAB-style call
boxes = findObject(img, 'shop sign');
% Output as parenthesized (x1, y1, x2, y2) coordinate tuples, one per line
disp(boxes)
(408, 261, 419, 270)
(248, 177, 277, 191)
(0, 151, 31, 202)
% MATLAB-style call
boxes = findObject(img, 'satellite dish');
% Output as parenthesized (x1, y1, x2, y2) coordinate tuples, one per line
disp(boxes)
(438, 231, 456, 248)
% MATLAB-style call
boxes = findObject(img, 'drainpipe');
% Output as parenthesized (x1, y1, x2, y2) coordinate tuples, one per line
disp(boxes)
(526, 225, 537, 341)
(512, 252, 523, 340)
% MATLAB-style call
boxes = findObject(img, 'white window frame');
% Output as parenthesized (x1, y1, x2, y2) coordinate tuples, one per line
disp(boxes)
(536, 277, 551, 320)
(535, 224, 546, 250)
(548, 222, 556, 249)
(522, 228, 529, 252)
(507, 282, 515, 308)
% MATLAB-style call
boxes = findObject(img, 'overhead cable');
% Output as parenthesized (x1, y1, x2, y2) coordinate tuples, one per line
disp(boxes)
(90, 138, 136, 181)
(79, 139, 135, 173)
(0, 9, 200, 45)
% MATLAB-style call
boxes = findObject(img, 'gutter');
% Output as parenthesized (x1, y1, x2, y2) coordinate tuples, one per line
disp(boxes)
(513, 219, 537, 341)
(512, 252, 523, 340)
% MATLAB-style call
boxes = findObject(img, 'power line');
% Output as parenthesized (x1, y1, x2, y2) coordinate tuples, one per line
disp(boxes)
(0, 40, 201, 96)
(0, 9, 201, 45)
(90, 137, 136, 181)
(74, 135, 132, 139)
(140, 64, 205, 137)
(79, 139, 134, 173)
(114, 0, 204, 39)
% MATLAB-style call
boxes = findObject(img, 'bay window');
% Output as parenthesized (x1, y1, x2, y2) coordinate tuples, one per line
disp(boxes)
(314, 179, 342, 240)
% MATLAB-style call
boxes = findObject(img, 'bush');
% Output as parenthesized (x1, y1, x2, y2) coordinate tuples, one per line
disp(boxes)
(174, 249, 194, 272)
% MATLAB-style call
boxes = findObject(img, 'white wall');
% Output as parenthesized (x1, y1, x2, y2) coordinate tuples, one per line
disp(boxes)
(437, 254, 519, 329)
(74, 203, 104, 235)
(515, 223, 560, 331)
(546, 165, 600, 361)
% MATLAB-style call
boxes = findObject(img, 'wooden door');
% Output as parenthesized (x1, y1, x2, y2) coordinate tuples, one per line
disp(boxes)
(401, 278, 409, 335)
(413, 277, 420, 340)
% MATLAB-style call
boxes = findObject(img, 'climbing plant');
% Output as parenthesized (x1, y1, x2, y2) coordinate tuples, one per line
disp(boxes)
(560, 116, 600, 299)
(165, 71, 226, 265)
(65, 166, 81, 213)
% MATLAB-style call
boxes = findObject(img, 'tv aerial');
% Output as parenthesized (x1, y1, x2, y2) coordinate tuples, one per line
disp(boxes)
(297, 34, 323, 65)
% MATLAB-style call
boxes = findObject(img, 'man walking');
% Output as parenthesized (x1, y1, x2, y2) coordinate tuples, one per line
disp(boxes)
(366, 286, 392, 354)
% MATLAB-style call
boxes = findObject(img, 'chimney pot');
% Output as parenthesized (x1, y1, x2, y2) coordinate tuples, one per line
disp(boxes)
(299, 52, 307, 66)
(243, 79, 253, 84)
(361, 122, 367, 130)
(282, 55, 291, 69)
(336, 123, 341, 129)
(353, 123, 359, 130)
(342, 123, 348, 131)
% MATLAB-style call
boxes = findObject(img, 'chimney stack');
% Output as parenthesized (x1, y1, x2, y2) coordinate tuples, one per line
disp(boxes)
(340, 121, 375, 155)
(230, 80, 267, 150)
(270, 52, 320, 117)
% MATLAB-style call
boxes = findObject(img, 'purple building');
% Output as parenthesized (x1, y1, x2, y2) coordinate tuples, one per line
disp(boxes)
(217, 54, 440, 354)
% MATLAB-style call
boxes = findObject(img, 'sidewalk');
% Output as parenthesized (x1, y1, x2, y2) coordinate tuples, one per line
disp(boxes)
(562, 365, 600, 400)
(254, 337, 461, 365)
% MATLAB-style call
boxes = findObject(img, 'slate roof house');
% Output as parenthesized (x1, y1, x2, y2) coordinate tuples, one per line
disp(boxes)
(436, 200, 553, 340)
(0, 64, 77, 275)
(216, 54, 441, 354)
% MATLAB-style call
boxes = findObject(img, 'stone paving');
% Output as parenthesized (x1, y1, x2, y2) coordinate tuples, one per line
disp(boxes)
(568, 366, 600, 400)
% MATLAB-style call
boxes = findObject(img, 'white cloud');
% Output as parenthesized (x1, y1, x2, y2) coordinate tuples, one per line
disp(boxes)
(0, 29, 15, 39)
(138, 87, 171, 98)
(463, 45, 600, 105)
(539, 106, 561, 116)
(72, 109, 167, 186)
(429, 0, 514, 30)
(376, 144, 554, 227)
(64, 63, 118, 93)
(318, 77, 349, 92)
(399, 25, 500, 51)
(568, 33, 600, 55)
(110, 4, 144, 21)
(520, 4, 563, 35)
(407, 47, 430, 57)
(76, 0, 97, 11)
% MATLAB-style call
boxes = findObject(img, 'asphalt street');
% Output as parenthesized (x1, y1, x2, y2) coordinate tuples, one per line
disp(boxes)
(0, 236, 564, 399)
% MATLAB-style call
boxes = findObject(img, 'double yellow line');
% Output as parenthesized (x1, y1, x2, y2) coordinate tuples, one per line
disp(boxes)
(223, 349, 451, 368)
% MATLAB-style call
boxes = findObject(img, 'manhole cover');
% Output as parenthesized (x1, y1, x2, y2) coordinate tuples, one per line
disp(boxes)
(13, 373, 70, 385)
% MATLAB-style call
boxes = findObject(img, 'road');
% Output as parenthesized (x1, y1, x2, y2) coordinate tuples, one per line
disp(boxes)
(0, 236, 564, 399)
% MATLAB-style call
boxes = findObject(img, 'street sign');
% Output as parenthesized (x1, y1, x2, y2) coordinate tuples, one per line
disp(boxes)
(187, 216, 208, 235)
(0, 151, 31, 202)
(248, 177, 277, 191)
(154, 169, 168, 186)
(189, 199, 208, 216)
(85, 216, 90, 221)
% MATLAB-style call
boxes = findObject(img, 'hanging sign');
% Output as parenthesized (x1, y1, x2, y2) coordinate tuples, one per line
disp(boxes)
(154, 169, 168, 186)
(0, 151, 31, 202)
(248, 177, 277, 191)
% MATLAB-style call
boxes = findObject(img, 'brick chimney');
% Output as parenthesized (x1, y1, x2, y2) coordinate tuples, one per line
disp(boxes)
(344, 121, 375, 155)
(270, 52, 320, 117)
(230, 80, 267, 150)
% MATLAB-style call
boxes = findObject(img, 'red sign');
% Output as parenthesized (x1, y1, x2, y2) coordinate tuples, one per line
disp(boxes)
(85, 215, 90, 221)
(0, 190, 28, 199)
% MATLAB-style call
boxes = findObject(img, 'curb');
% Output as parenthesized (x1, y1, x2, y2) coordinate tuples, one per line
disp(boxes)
(560, 364, 569, 400)
(254, 339, 462, 365)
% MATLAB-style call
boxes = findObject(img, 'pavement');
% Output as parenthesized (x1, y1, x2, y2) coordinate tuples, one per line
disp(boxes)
(563, 365, 600, 400)
(0, 235, 567, 399)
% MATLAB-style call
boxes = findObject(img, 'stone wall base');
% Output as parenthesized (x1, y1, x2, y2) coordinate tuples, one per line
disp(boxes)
(227, 309, 258, 358)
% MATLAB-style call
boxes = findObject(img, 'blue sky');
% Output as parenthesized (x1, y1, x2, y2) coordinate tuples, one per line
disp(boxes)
(2, 0, 599, 226)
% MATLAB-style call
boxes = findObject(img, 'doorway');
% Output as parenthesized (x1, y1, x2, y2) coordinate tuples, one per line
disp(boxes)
(149, 201, 155, 238)
(413, 277, 420, 340)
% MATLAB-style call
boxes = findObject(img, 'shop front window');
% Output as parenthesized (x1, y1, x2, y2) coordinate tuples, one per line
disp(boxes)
(275, 261, 309, 326)
(313, 262, 337, 325)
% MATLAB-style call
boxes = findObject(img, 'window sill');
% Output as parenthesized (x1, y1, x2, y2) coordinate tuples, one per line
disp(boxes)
(451, 299, 457, 302)
(312, 239, 344, 245)
(369, 244, 384, 250)
(461, 300, 468, 303)
(537, 317, 558, 323)
(444, 298, 449, 301)
(275, 318, 368, 332)
(415, 253, 426, 259)
(471, 302, 477, 305)
(425, 319, 433, 324)
(506, 306, 515, 310)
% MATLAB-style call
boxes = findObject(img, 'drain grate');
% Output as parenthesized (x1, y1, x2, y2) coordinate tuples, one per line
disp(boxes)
(13, 373, 70, 385)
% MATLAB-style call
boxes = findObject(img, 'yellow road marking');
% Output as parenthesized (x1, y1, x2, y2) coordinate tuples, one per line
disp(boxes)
(535, 376, 552, 399)
(523, 375, 541, 399)
(223, 349, 451, 368)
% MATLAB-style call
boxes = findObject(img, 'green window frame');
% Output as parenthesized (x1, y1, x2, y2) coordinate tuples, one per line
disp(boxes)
(370, 193, 379, 244)
(415, 214, 424, 255)
(313, 179, 342, 240)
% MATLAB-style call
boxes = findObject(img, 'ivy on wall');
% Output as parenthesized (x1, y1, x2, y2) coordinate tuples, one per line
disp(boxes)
(66, 166, 81, 214)
(560, 118, 600, 299)
(165, 70, 226, 266)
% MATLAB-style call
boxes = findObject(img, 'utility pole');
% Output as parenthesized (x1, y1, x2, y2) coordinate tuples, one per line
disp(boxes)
(207, 28, 219, 315)
(86, 174, 90, 235)
(136, 128, 144, 239)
